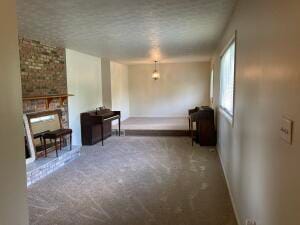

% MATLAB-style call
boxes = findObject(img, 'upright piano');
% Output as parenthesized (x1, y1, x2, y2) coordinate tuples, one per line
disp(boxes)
(189, 106, 216, 146)
(80, 108, 121, 146)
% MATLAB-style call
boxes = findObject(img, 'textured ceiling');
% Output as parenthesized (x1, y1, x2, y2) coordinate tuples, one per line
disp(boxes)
(16, 0, 237, 64)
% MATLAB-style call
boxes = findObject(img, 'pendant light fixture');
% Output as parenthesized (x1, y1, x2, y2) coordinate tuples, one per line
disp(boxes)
(152, 60, 160, 80)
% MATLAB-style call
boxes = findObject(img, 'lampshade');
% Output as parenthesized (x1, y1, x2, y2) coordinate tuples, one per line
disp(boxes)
(152, 70, 160, 80)
(152, 61, 160, 80)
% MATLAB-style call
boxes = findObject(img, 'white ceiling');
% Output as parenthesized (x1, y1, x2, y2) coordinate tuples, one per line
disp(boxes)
(16, 0, 237, 64)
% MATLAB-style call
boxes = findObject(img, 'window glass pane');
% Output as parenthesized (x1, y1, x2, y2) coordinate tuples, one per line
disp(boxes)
(210, 69, 214, 106)
(220, 41, 235, 116)
(210, 69, 214, 99)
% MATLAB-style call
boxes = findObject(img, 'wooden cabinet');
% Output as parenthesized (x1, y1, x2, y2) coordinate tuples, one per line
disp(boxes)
(189, 106, 216, 146)
(80, 113, 112, 145)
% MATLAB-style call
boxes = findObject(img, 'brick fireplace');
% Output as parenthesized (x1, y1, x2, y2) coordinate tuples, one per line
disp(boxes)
(19, 38, 81, 186)
(19, 37, 68, 127)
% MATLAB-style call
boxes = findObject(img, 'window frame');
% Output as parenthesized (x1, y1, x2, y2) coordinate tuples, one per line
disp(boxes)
(210, 68, 214, 106)
(219, 32, 237, 125)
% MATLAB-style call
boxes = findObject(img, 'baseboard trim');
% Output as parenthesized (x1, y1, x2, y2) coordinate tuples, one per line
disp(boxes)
(217, 149, 241, 225)
(128, 115, 188, 118)
(118, 129, 189, 136)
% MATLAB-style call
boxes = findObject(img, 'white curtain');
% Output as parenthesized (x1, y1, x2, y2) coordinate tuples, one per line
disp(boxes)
(220, 41, 235, 116)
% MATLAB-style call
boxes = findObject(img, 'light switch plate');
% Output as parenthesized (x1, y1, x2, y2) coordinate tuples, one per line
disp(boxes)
(280, 117, 293, 144)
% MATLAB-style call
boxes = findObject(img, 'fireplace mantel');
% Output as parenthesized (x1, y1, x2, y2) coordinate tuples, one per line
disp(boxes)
(23, 94, 74, 109)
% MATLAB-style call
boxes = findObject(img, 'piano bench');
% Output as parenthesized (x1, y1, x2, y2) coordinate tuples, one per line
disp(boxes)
(42, 128, 72, 157)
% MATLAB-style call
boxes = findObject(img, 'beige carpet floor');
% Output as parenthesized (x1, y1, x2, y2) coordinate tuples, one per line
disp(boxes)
(112, 117, 190, 130)
(27, 136, 237, 225)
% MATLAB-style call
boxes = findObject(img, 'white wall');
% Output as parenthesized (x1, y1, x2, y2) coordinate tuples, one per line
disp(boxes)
(0, 0, 29, 224)
(212, 0, 300, 225)
(110, 61, 130, 121)
(128, 62, 210, 117)
(66, 49, 102, 145)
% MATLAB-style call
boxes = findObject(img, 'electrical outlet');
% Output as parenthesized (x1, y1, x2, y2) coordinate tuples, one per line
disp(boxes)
(245, 219, 256, 225)
(280, 117, 293, 144)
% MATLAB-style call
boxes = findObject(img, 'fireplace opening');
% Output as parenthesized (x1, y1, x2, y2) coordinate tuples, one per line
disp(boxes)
(24, 109, 69, 161)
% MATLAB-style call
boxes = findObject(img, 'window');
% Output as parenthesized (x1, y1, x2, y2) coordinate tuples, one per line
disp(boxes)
(210, 69, 214, 106)
(220, 40, 236, 118)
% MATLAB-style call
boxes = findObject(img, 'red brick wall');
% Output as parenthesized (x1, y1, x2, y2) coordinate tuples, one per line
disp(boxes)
(19, 38, 68, 127)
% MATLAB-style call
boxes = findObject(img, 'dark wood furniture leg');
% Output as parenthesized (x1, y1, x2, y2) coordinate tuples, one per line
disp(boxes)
(118, 118, 121, 136)
(43, 137, 47, 157)
(191, 121, 194, 146)
(101, 123, 104, 146)
(59, 137, 62, 150)
(40, 136, 43, 147)
(54, 138, 58, 157)
(70, 134, 72, 150)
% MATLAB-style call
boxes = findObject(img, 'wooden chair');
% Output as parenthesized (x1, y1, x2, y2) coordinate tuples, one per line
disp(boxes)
(43, 128, 72, 157)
